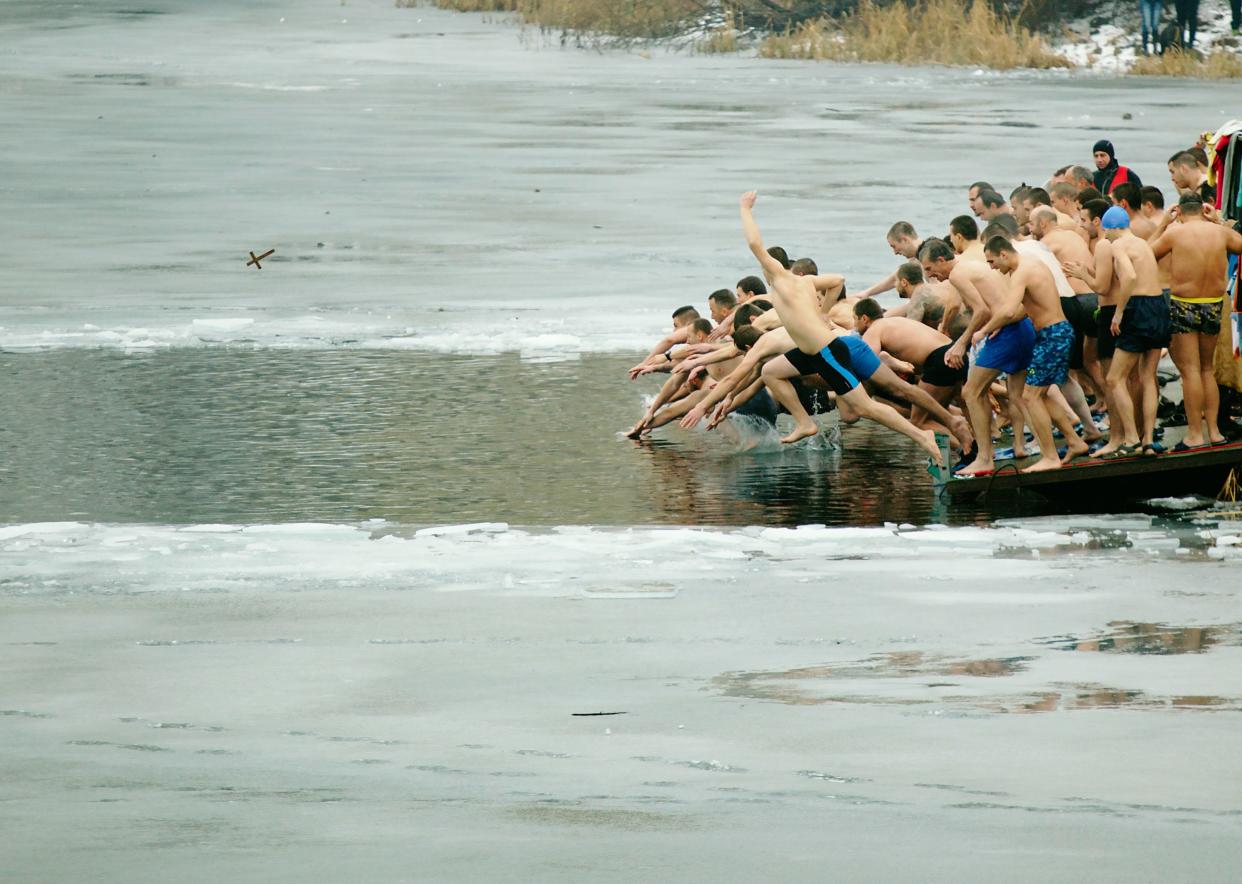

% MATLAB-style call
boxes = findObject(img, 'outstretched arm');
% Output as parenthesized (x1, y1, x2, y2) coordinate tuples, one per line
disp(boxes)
(740, 191, 788, 285)
(679, 349, 764, 429)
(856, 270, 897, 299)
(629, 326, 691, 379)
(681, 344, 740, 375)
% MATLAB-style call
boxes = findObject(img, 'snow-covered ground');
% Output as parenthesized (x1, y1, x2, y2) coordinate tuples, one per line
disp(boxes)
(1056, 0, 1242, 73)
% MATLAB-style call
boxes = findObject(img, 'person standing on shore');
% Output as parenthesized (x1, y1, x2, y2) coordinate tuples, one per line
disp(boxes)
(1093, 140, 1143, 195)
(1173, 0, 1201, 48)
(1139, 0, 1164, 54)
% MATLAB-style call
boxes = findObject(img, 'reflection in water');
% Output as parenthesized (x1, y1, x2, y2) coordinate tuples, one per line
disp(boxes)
(714, 653, 1035, 707)
(1042, 622, 1242, 655)
(0, 350, 1080, 527)
(713, 654, 1240, 714)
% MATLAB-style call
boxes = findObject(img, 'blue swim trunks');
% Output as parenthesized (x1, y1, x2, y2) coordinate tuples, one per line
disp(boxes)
(975, 318, 1035, 375)
(1026, 319, 1074, 387)
(783, 337, 860, 396)
(842, 332, 882, 380)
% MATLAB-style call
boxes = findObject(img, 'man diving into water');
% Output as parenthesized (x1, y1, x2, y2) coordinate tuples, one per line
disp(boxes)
(735, 191, 944, 462)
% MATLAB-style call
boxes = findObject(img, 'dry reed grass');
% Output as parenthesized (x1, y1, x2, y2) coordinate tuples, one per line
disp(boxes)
(1130, 47, 1242, 79)
(759, 0, 1071, 70)
(697, 12, 741, 54)
(399, 0, 517, 9)
(415, 0, 702, 39)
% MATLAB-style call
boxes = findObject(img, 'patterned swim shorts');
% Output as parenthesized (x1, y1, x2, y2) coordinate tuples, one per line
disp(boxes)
(1026, 320, 1074, 388)
(1170, 298, 1223, 336)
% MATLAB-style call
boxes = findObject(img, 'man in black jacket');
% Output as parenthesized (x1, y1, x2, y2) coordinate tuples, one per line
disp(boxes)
(1092, 140, 1142, 195)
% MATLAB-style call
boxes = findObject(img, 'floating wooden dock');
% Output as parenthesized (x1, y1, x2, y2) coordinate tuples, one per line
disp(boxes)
(935, 439, 1242, 502)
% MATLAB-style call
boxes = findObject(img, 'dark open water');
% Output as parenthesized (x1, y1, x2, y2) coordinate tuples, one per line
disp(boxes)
(1, 348, 1087, 526)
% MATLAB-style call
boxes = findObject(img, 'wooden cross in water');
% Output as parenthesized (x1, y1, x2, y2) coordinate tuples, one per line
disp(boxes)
(246, 248, 275, 269)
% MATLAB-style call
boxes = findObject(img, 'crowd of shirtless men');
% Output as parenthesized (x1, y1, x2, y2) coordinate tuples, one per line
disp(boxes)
(627, 141, 1242, 478)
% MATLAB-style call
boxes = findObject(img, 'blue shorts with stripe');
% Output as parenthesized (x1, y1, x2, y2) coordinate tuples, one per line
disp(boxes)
(781, 338, 861, 396)
(841, 333, 882, 380)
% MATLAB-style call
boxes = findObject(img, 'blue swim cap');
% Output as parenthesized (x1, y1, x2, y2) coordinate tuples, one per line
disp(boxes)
(1101, 206, 1130, 229)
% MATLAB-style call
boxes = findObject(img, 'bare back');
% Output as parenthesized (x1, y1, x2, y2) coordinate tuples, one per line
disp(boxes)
(770, 272, 838, 355)
(1041, 228, 1093, 294)
(827, 296, 858, 330)
(1130, 213, 1156, 240)
(1154, 219, 1242, 300)
(863, 317, 951, 366)
(1114, 232, 1163, 297)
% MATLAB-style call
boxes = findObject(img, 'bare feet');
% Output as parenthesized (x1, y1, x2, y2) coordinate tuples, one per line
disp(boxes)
(625, 418, 650, 439)
(1091, 438, 1138, 458)
(954, 459, 995, 477)
(1089, 440, 1120, 458)
(781, 422, 819, 445)
(1059, 438, 1090, 465)
(915, 429, 943, 463)
(1022, 456, 1062, 474)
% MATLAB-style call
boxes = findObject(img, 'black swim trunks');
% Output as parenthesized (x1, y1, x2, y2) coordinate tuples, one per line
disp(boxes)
(1116, 294, 1172, 353)
(782, 338, 861, 396)
(732, 387, 779, 425)
(921, 343, 968, 387)
(1076, 292, 1099, 336)
(1096, 304, 1118, 360)
(1060, 295, 1085, 371)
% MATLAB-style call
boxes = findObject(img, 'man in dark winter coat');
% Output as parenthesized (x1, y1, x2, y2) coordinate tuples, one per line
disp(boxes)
(1092, 139, 1143, 195)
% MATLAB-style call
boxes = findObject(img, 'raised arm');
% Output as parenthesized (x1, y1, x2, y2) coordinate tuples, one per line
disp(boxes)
(740, 191, 787, 285)
(808, 273, 846, 294)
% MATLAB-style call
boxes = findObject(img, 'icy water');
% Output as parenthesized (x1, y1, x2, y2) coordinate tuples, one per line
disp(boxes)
(3, 1, 1242, 881)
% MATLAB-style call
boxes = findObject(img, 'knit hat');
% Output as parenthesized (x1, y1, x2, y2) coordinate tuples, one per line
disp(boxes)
(1092, 139, 1115, 160)
(1101, 206, 1130, 229)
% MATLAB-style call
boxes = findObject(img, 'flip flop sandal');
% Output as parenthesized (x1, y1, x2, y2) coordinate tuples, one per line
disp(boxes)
(1141, 443, 1160, 457)
(1100, 444, 1139, 460)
